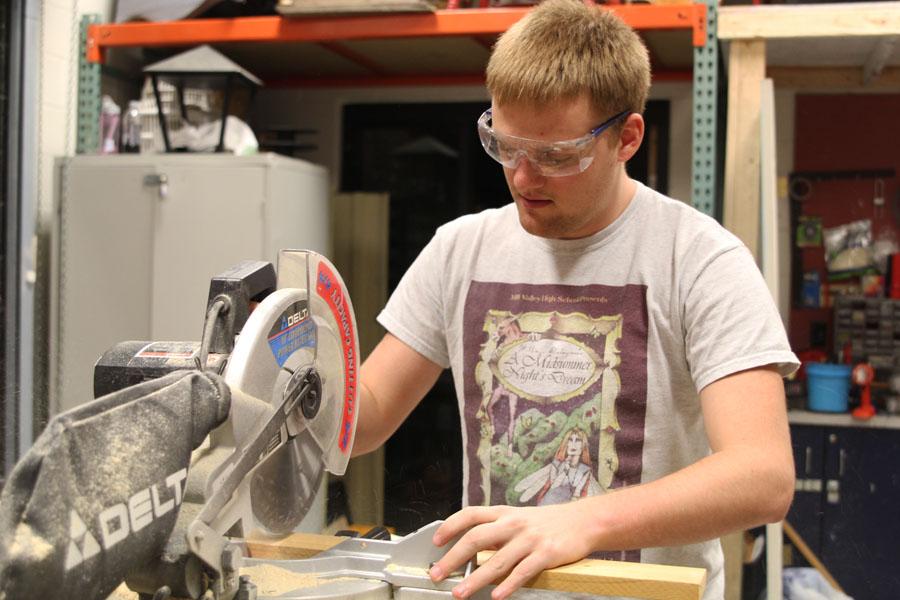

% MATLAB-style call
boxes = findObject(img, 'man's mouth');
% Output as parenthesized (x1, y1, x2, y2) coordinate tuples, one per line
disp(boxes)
(518, 194, 552, 208)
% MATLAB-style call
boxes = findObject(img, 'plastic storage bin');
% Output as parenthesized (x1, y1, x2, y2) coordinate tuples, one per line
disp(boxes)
(806, 363, 851, 412)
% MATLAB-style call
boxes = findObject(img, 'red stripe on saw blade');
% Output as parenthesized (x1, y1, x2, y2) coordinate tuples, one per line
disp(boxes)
(315, 261, 358, 454)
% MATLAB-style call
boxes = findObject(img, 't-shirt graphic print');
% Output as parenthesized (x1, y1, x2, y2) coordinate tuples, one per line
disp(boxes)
(462, 281, 648, 561)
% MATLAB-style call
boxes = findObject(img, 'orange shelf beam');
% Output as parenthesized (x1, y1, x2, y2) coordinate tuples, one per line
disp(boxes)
(264, 68, 693, 89)
(86, 5, 707, 63)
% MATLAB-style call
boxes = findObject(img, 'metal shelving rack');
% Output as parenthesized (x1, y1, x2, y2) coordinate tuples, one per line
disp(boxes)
(76, 2, 719, 217)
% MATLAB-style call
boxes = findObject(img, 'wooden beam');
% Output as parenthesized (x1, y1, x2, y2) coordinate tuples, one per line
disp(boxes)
(767, 66, 900, 89)
(863, 36, 898, 85)
(331, 192, 390, 526)
(478, 549, 707, 600)
(721, 531, 743, 600)
(247, 531, 345, 560)
(783, 521, 845, 593)
(724, 39, 766, 260)
(718, 3, 900, 40)
(246, 532, 707, 600)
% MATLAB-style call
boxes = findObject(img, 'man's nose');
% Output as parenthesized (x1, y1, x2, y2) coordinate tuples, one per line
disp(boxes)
(511, 153, 546, 189)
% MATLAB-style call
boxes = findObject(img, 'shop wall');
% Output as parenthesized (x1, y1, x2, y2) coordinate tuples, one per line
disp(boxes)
(789, 93, 900, 351)
(38, 1, 115, 221)
(249, 80, 695, 203)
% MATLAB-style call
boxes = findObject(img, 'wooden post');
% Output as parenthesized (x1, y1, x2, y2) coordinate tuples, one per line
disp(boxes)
(721, 531, 744, 600)
(331, 192, 390, 527)
(721, 42, 767, 594)
(723, 39, 766, 260)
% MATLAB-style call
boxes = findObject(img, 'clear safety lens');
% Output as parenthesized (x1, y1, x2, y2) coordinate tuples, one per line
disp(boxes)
(476, 108, 629, 177)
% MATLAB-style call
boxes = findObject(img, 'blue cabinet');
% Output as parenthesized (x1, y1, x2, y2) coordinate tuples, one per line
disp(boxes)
(788, 423, 900, 598)
(789, 425, 826, 556)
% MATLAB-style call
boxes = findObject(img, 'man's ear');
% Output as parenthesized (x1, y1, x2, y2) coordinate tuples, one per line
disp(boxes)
(617, 113, 644, 163)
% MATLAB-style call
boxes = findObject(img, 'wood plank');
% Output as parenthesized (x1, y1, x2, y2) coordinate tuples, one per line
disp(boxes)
(765, 522, 784, 600)
(767, 66, 900, 90)
(723, 39, 766, 260)
(863, 36, 897, 84)
(718, 3, 900, 40)
(476, 550, 706, 600)
(247, 532, 707, 600)
(331, 192, 390, 527)
(247, 531, 347, 560)
(760, 77, 780, 305)
(783, 521, 845, 593)
(277, 0, 443, 15)
(721, 531, 743, 600)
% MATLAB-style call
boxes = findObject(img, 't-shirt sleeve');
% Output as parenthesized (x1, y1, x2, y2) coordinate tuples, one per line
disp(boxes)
(376, 229, 451, 368)
(682, 244, 799, 392)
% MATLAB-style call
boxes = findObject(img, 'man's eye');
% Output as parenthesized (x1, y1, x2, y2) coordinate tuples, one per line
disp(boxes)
(539, 152, 578, 167)
(497, 142, 517, 158)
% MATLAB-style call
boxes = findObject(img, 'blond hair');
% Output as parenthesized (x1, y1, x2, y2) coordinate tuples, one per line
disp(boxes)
(554, 427, 592, 466)
(486, 0, 651, 118)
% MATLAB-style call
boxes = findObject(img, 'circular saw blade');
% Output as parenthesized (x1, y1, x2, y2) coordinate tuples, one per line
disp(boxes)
(223, 251, 359, 534)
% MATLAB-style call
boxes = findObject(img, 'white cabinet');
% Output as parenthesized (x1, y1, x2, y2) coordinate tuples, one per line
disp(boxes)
(48, 153, 330, 415)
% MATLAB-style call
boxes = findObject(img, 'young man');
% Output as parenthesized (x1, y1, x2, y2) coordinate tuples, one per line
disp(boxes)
(353, 1, 798, 599)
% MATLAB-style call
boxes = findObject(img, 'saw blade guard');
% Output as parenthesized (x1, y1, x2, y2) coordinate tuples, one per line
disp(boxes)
(277, 249, 360, 476)
(220, 251, 358, 534)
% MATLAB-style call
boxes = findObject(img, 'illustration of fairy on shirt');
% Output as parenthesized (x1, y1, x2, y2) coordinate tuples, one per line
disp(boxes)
(514, 426, 602, 505)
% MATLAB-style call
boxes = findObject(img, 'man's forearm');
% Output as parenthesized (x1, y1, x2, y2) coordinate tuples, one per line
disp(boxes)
(581, 444, 794, 552)
(351, 379, 389, 457)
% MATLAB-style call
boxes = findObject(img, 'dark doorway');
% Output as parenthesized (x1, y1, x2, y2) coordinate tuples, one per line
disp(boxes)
(341, 99, 669, 533)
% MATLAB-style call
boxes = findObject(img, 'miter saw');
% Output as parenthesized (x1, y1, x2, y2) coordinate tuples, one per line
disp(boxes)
(0, 251, 706, 600)
(0, 250, 479, 600)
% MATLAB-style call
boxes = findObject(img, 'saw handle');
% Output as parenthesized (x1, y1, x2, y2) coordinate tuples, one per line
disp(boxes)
(202, 260, 276, 354)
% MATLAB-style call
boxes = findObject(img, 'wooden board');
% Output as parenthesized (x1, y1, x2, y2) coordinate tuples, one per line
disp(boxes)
(247, 532, 707, 600)
(783, 521, 844, 594)
(277, 0, 445, 16)
(767, 66, 900, 90)
(718, 3, 900, 40)
(760, 76, 780, 306)
(723, 38, 766, 260)
(330, 191, 390, 527)
(721, 531, 743, 600)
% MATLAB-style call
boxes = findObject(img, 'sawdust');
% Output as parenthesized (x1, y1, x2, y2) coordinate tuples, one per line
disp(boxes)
(93, 415, 153, 501)
(7, 523, 54, 561)
(103, 571, 367, 599)
(385, 562, 429, 576)
(105, 583, 138, 600)
(241, 563, 322, 595)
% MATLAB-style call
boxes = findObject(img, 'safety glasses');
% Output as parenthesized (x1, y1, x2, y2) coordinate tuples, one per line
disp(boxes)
(476, 108, 630, 177)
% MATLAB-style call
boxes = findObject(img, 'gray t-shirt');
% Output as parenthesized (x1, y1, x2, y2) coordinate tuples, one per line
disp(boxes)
(378, 182, 799, 600)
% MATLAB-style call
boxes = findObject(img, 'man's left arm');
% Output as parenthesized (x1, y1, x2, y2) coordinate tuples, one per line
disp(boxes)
(429, 365, 795, 600)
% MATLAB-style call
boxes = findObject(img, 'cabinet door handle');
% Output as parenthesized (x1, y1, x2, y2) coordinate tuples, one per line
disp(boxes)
(805, 446, 813, 475)
(826, 479, 840, 504)
(143, 173, 169, 199)
(839, 448, 846, 477)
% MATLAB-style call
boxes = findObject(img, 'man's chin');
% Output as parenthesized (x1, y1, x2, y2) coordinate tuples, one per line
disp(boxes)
(516, 212, 556, 239)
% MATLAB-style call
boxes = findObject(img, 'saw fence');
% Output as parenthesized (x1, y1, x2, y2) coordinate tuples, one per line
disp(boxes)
(246, 532, 708, 600)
